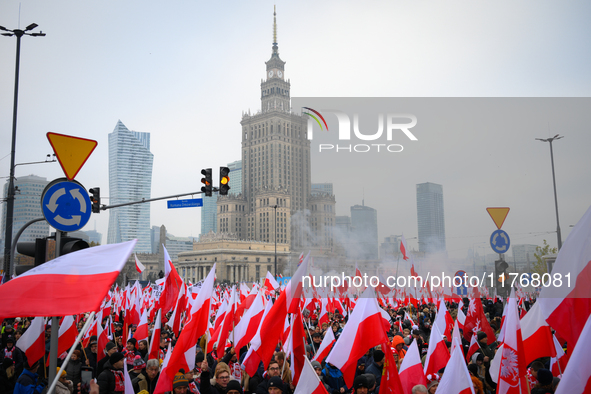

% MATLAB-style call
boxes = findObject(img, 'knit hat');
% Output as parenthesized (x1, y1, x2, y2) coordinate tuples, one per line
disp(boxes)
(226, 380, 243, 393)
(133, 355, 146, 370)
(311, 361, 322, 370)
(426, 373, 440, 389)
(57, 367, 67, 378)
(373, 350, 385, 363)
(363, 373, 376, 389)
(537, 369, 553, 386)
(105, 342, 117, 352)
(477, 331, 487, 342)
(127, 338, 137, 346)
(268, 376, 284, 391)
(109, 352, 125, 365)
(467, 364, 478, 376)
(353, 374, 369, 389)
(172, 370, 189, 389)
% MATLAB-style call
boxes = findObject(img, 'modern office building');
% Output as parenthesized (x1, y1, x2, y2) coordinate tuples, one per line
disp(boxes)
(416, 182, 446, 253)
(107, 120, 154, 253)
(380, 235, 402, 260)
(311, 183, 333, 196)
(227, 160, 242, 195)
(512, 244, 538, 271)
(350, 203, 379, 260)
(1, 175, 50, 255)
(201, 192, 219, 237)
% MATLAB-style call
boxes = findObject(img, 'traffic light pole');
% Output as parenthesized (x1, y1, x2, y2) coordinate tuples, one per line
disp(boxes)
(47, 231, 64, 389)
(7, 217, 45, 280)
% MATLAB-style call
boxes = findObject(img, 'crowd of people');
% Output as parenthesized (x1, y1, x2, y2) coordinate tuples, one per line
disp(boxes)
(0, 289, 565, 394)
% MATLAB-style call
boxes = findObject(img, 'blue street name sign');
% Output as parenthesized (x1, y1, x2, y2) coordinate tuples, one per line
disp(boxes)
(167, 199, 203, 209)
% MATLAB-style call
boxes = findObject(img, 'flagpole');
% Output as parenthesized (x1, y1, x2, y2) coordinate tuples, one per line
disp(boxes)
(48, 311, 96, 394)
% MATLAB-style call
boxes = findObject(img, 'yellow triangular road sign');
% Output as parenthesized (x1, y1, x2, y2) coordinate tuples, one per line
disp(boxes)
(47, 132, 98, 180)
(486, 207, 510, 229)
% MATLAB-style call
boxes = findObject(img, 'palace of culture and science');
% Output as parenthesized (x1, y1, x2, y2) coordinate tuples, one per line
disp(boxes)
(176, 10, 339, 282)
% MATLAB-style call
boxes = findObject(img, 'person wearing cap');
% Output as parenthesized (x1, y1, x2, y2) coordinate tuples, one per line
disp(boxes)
(266, 376, 284, 394)
(55, 367, 74, 394)
(352, 374, 369, 394)
(97, 352, 125, 394)
(129, 355, 145, 381)
(0, 357, 16, 393)
(2, 336, 24, 377)
(226, 379, 243, 394)
(170, 370, 189, 394)
(97, 342, 118, 378)
(84, 337, 99, 377)
(132, 359, 160, 394)
(124, 338, 141, 368)
(14, 360, 45, 394)
(365, 350, 384, 387)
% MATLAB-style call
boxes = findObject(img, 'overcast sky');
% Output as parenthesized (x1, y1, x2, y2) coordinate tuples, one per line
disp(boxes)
(1, 1, 590, 261)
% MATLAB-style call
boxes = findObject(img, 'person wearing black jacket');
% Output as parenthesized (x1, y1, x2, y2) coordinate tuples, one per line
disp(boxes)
(97, 342, 118, 378)
(97, 352, 125, 394)
(0, 358, 16, 394)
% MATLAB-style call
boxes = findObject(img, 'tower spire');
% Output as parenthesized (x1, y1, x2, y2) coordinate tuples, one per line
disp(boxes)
(272, 5, 278, 54)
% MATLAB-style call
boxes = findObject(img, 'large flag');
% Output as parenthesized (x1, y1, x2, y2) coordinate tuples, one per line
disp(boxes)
(294, 357, 329, 394)
(520, 301, 556, 366)
(134, 308, 150, 344)
(379, 343, 404, 394)
(290, 309, 306, 386)
(264, 271, 280, 291)
(312, 327, 335, 362)
(554, 314, 591, 393)
(159, 246, 184, 315)
(539, 204, 591, 349)
(435, 339, 475, 394)
(242, 299, 274, 376)
(463, 297, 496, 345)
(57, 315, 78, 356)
(16, 316, 45, 364)
(433, 300, 453, 340)
(325, 288, 390, 387)
(148, 309, 162, 360)
(0, 240, 136, 317)
(286, 252, 310, 313)
(491, 289, 527, 394)
(423, 323, 449, 377)
(165, 264, 216, 379)
(234, 290, 265, 354)
(399, 340, 426, 393)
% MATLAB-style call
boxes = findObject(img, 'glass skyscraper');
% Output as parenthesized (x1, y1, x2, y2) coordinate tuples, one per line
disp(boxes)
(1, 175, 50, 253)
(350, 203, 379, 260)
(416, 182, 446, 253)
(107, 120, 153, 252)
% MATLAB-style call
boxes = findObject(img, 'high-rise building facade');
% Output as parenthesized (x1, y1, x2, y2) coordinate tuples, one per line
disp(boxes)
(227, 160, 242, 194)
(416, 182, 446, 253)
(350, 203, 379, 260)
(107, 120, 154, 253)
(217, 9, 335, 254)
(1, 175, 50, 253)
(200, 191, 218, 237)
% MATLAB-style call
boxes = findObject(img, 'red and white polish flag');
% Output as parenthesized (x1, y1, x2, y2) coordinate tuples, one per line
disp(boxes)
(325, 288, 390, 387)
(423, 323, 449, 377)
(539, 204, 591, 349)
(549, 334, 569, 377)
(398, 339, 427, 393)
(148, 309, 162, 360)
(520, 301, 556, 366)
(435, 338, 475, 394)
(57, 315, 78, 356)
(554, 314, 591, 394)
(312, 326, 335, 363)
(16, 316, 45, 364)
(400, 234, 409, 261)
(135, 253, 145, 274)
(294, 357, 329, 394)
(0, 240, 136, 317)
(264, 271, 280, 291)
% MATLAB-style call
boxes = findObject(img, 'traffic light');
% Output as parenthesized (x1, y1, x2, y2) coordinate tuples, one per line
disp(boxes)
(494, 259, 509, 295)
(16, 238, 47, 275)
(89, 187, 101, 213)
(219, 167, 230, 196)
(60, 237, 90, 255)
(201, 168, 212, 197)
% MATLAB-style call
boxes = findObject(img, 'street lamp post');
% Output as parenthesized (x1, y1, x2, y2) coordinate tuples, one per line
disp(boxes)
(1, 23, 45, 281)
(273, 204, 278, 276)
(536, 134, 563, 250)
